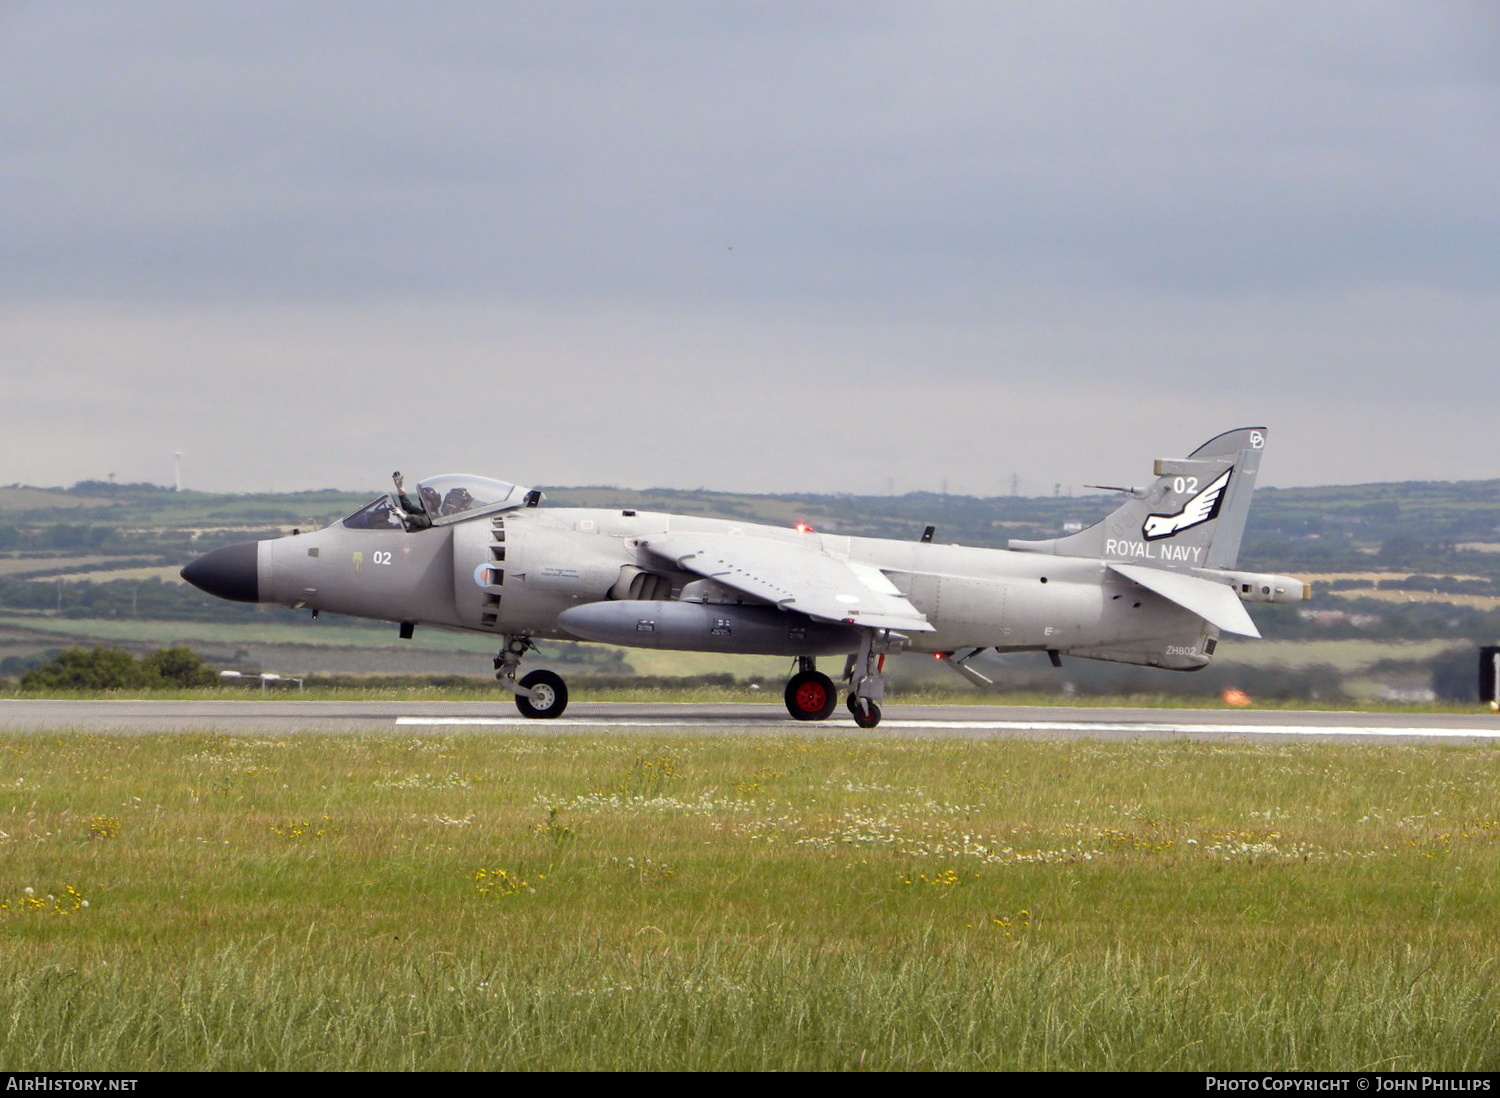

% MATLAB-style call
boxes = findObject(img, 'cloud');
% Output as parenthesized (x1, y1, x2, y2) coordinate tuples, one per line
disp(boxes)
(2, 2, 1497, 493)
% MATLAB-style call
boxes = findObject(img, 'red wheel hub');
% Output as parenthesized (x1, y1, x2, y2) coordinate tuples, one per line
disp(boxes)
(794, 681, 828, 712)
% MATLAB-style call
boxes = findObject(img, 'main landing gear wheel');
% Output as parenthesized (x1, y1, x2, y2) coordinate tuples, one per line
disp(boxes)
(515, 669, 568, 719)
(847, 692, 882, 729)
(785, 670, 837, 721)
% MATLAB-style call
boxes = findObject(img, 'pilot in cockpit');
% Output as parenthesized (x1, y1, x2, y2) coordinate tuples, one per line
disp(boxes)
(440, 487, 474, 516)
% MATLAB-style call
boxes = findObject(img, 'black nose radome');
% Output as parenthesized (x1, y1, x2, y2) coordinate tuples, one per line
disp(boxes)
(181, 541, 261, 603)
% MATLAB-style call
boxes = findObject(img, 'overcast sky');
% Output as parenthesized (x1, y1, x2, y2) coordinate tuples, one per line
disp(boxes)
(3, 1, 1497, 497)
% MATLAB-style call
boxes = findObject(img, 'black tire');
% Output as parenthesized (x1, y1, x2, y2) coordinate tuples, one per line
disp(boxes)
(516, 669, 568, 719)
(851, 699, 882, 729)
(784, 670, 837, 721)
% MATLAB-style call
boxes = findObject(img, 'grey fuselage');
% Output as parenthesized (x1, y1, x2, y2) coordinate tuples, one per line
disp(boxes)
(254, 504, 1217, 670)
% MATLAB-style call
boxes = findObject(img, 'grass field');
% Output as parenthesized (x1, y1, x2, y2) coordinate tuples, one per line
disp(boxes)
(1, 730, 1496, 1071)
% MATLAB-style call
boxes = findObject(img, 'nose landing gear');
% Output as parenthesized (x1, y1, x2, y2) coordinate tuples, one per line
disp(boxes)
(495, 636, 569, 719)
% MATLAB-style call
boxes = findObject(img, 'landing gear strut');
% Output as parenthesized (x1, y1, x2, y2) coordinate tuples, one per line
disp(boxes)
(495, 635, 569, 719)
(784, 657, 837, 721)
(844, 629, 889, 729)
(781, 633, 892, 729)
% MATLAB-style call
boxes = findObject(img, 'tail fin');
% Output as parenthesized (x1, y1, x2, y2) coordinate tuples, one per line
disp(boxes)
(1009, 427, 1266, 570)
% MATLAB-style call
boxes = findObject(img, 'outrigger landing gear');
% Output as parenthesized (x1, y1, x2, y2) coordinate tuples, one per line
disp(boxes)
(494, 635, 569, 719)
(844, 629, 889, 729)
(784, 656, 837, 721)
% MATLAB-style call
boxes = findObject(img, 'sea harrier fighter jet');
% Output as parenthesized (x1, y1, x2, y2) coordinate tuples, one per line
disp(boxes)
(182, 427, 1306, 728)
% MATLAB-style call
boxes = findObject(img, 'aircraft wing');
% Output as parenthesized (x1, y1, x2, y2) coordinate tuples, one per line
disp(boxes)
(1108, 562, 1261, 638)
(638, 532, 935, 633)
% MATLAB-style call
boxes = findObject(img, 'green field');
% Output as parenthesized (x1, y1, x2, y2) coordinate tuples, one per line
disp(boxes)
(2, 730, 1496, 1071)
(3, 611, 1472, 698)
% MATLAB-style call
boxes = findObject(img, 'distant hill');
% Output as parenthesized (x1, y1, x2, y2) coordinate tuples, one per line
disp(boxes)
(0, 475, 1497, 700)
(1, 473, 1498, 579)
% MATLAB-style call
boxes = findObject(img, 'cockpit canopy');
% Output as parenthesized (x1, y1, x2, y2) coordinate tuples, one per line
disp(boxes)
(412, 475, 530, 525)
(342, 475, 534, 531)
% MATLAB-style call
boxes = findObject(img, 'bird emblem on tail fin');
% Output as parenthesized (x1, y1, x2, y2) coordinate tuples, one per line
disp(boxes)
(1142, 470, 1231, 541)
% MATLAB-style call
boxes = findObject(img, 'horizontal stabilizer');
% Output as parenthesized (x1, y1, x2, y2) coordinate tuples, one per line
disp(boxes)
(1109, 562, 1261, 638)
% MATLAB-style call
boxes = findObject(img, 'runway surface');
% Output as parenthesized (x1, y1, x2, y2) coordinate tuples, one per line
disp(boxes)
(2, 698, 1499, 742)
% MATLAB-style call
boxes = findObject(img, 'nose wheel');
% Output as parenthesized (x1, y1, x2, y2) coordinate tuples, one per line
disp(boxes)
(515, 669, 568, 719)
(495, 636, 570, 719)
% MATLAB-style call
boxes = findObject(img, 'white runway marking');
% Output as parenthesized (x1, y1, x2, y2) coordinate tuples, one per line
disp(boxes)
(395, 716, 1500, 739)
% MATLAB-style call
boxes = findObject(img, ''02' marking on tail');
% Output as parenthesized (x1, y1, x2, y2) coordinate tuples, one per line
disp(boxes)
(1142, 470, 1231, 541)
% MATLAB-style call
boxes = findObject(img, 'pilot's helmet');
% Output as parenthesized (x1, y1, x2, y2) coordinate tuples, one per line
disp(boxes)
(441, 487, 474, 515)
